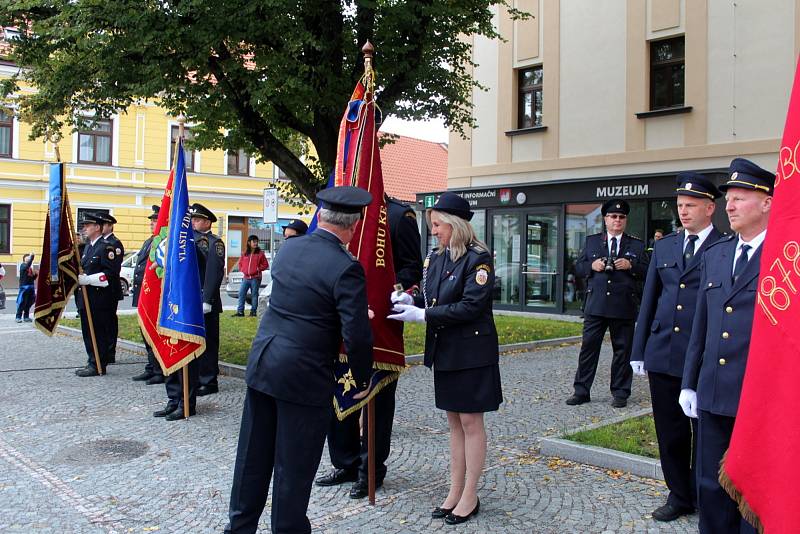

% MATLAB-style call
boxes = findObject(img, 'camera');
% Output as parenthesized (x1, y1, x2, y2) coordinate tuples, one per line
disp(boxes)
(604, 255, 616, 273)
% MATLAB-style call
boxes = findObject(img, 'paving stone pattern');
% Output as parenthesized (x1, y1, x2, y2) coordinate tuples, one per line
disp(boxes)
(0, 315, 698, 533)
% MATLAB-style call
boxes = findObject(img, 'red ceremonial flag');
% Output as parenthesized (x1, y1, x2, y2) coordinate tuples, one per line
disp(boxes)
(721, 57, 800, 532)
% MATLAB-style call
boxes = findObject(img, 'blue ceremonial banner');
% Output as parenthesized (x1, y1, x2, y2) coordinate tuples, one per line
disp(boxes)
(48, 164, 63, 281)
(157, 142, 206, 341)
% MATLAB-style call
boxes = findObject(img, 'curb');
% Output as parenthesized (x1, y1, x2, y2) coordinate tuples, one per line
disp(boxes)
(539, 407, 663, 480)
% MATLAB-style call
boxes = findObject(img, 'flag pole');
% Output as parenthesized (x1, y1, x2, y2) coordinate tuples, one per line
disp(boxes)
(56, 144, 104, 375)
(362, 39, 377, 507)
(177, 115, 191, 420)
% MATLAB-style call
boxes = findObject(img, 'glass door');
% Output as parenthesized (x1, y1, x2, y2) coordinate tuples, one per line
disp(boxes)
(523, 209, 560, 310)
(491, 212, 522, 306)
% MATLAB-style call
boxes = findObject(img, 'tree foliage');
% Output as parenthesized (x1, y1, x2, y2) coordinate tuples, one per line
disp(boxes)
(1, 1, 524, 201)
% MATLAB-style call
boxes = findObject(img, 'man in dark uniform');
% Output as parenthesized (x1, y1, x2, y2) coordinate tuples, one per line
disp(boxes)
(74, 213, 119, 377)
(567, 199, 649, 408)
(282, 218, 308, 239)
(131, 205, 165, 385)
(681, 158, 772, 534)
(225, 186, 374, 534)
(190, 203, 225, 397)
(99, 213, 124, 364)
(630, 173, 723, 522)
(316, 195, 423, 499)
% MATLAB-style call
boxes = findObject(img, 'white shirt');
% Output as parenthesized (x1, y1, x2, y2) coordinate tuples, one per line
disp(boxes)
(732, 229, 767, 276)
(607, 232, 623, 256)
(684, 224, 714, 252)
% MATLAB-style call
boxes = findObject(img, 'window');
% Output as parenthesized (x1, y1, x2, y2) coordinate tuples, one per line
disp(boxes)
(77, 119, 112, 165)
(0, 204, 9, 254)
(228, 148, 250, 175)
(171, 125, 196, 171)
(518, 66, 543, 129)
(0, 109, 11, 158)
(650, 36, 685, 110)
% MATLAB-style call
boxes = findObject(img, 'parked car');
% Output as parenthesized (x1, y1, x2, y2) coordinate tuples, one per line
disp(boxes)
(225, 265, 271, 304)
(119, 252, 138, 296)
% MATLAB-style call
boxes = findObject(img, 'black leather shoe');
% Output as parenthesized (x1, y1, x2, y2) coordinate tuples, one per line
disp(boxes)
(249, 311, 257, 317)
(565, 394, 590, 406)
(197, 385, 219, 397)
(315, 468, 359, 487)
(165, 407, 196, 421)
(652, 503, 693, 522)
(153, 404, 179, 417)
(444, 499, 480, 525)
(132, 371, 154, 382)
(349, 479, 383, 499)
(76, 367, 101, 377)
(611, 397, 628, 408)
(145, 375, 165, 385)
(431, 506, 454, 519)
(232, 312, 245, 317)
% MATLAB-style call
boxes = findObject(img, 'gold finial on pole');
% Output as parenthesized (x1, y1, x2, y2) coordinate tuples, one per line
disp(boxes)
(362, 40, 375, 71)
(177, 114, 186, 138)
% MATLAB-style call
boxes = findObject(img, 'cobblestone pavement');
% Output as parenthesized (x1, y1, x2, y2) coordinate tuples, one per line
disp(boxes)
(0, 314, 698, 533)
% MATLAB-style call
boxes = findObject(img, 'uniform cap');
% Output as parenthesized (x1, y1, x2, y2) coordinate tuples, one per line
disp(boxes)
(189, 203, 218, 223)
(82, 212, 106, 225)
(316, 186, 373, 214)
(99, 213, 118, 225)
(718, 158, 775, 195)
(601, 199, 630, 216)
(431, 192, 473, 221)
(283, 219, 309, 235)
(675, 172, 721, 200)
(148, 205, 160, 220)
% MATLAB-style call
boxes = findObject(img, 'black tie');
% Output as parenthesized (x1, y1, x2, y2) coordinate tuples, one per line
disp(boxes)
(732, 244, 752, 284)
(683, 234, 699, 268)
(610, 236, 618, 259)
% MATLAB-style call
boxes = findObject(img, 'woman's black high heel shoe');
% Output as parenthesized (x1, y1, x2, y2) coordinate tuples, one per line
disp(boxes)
(444, 498, 480, 525)
(431, 506, 454, 519)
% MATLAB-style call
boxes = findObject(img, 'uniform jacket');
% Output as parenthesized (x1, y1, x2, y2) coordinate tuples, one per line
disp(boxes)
(414, 244, 499, 371)
(194, 230, 225, 313)
(631, 228, 724, 376)
(387, 198, 423, 290)
(575, 233, 649, 319)
(682, 235, 761, 417)
(131, 236, 153, 308)
(76, 237, 118, 311)
(245, 229, 373, 407)
(103, 233, 125, 301)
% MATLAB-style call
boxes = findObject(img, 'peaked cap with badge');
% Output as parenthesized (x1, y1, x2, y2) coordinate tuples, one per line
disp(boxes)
(316, 186, 373, 214)
(601, 199, 630, 216)
(190, 203, 218, 223)
(148, 204, 160, 220)
(430, 191, 474, 221)
(283, 219, 308, 235)
(718, 157, 775, 195)
(675, 172, 722, 200)
(99, 213, 118, 225)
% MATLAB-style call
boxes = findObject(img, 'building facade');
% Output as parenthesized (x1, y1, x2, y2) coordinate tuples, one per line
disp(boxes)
(420, 0, 800, 314)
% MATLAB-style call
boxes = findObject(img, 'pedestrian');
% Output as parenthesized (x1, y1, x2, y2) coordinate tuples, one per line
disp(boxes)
(15, 253, 37, 323)
(282, 219, 308, 239)
(225, 186, 374, 534)
(233, 235, 268, 317)
(316, 195, 422, 499)
(566, 198, 649, 408)
(630, 173, 723, 522)
(680, 158, 772, 534)
(99, 214, 124, 364)
(131, 205, 165, 385)
(74, 212, 118, 377)
(388, 191, 502, 526)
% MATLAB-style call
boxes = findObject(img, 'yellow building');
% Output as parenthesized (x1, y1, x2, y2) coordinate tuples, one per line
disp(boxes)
(0, 62, 311, 284)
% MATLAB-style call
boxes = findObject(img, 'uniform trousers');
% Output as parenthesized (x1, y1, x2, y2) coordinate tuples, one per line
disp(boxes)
(140, 330, 164, 378)
(198, 311, 220, 387)
(164, 359, 198, 410)
(696, 410, 757, 534)
(573, 314, 634, 399)
(78, 307, 113, 371)
(226, 387, 331, 534)
(327, 379, 398, 483)
(108, 300, 119, 362)
(649, 371, 697, 510)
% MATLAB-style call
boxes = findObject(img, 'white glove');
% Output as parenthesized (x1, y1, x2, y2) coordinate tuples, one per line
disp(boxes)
(79, 273, 108, 287)
(630, 361, 646, 376)
(678, 389, 698, 419)
(390, 290, 413, 306)
(387, 303, 425, 323)
(202, 303, 212, 314)
(78, 273, 90, 286)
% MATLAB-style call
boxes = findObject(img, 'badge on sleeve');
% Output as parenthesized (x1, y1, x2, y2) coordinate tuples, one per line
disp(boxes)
(115, 247, 122, 255)
(476, 269, 489, 285)
(197, 237, 209, 252)
(215, 241, 225, 258)
(107, 250, 116, 260)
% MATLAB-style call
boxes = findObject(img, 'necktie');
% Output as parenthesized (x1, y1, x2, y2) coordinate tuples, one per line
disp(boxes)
(732, 244, 751, 284)
(683, 234, 698, 268)
(610, 236, 618, 259)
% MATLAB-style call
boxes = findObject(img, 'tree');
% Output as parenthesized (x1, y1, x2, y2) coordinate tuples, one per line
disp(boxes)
(1, 1, 523, 201)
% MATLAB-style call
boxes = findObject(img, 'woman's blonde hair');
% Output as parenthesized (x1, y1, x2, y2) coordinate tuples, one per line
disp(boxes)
(427, 209, 488, 261)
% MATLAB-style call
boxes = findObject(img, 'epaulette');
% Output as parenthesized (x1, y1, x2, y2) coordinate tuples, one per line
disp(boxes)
(706, 233, 736, 250)
(625, 233, 644, 242)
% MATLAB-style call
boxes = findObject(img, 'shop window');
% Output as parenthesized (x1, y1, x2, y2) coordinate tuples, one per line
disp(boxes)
(650, 36, 685, 110)
(171, 125, 196, 171)
(518, 66, 543, 129)
(228, 149, 250, 176)
(78, 119, 112, 165)
(648, 199, 679, 248)
(0, 109, 12, 158)
(564, 203, 602, 310)
(0, 204, 10, 253)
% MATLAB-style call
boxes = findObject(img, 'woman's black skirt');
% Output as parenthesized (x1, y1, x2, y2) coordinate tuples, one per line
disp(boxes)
(433, 364, 503, 413)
